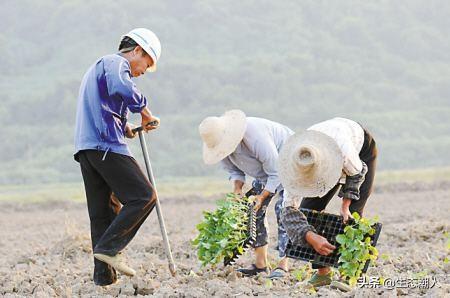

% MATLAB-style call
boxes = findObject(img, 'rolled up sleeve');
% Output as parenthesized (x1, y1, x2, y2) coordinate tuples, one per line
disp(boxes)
(221, 158, 246, 183)
(338, 161, 368, 200)
(105, 59, 147, 113)
(342, 143, 363, 176)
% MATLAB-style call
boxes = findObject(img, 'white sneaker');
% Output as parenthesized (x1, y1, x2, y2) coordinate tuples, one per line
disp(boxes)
(94, 253, 136, 277)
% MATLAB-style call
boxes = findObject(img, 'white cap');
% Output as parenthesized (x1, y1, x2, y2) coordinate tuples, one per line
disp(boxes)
(124, 28, 161, 72)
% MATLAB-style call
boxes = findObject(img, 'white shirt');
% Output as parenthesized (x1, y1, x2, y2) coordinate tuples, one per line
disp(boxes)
(283, 118, 365, 208)
(308, 117, 364, 176)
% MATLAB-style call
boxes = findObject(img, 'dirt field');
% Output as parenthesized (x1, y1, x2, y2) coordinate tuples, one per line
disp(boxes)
(0, 182, 449, 297)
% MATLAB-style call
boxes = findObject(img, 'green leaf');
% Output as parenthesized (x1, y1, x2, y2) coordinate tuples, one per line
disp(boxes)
(336, 234, 347, 245)
(237, 245, 244, 254)
(349, 277, 358, 286)
(219, 239, 228, 248)
(338, 214, 380, 281)
(359, 224, 370, 234)
(192, 194, 252, 266)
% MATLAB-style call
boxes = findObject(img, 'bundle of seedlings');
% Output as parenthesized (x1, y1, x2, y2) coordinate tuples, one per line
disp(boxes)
(192, 193, 256, 266)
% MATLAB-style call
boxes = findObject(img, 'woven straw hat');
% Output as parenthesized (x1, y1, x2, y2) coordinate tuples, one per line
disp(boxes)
(278, 130, 344, 198)
(199, 110, 247, 164)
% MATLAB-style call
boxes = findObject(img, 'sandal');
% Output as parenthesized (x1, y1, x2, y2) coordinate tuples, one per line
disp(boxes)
(268, 267, 288, 279)
(236, 264, 269, 276)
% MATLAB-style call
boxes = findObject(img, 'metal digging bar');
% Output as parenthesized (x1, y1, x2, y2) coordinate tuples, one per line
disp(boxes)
(132, 121, 177, 276)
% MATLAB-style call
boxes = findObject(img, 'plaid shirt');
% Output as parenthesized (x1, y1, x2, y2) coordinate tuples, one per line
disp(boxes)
(281, 206, 317, 247)
(281, 162, 369, 246)
(338, 161, 368, 200)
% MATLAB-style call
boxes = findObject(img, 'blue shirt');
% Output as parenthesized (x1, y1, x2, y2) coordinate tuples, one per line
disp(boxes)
(221, 117, 294, 193)
(74, 54, 147, 160)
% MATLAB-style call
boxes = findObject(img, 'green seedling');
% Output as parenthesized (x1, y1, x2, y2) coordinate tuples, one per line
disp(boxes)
(292, 264, 311, 282)
(191, 193, 251, 266)
(413, 270, 428, 279)
(336, 212, 379, 286)
(265, 279, 273, 289)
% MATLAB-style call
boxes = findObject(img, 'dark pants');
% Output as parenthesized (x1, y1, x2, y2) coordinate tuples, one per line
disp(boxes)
(247, 180, 276, 249)
(253, 194, 275, 248)
(299, 129, 377, 269)
(78, 150, 157, 285)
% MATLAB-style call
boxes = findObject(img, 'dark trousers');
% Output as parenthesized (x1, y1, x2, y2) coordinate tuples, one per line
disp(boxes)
(246, 180, 276, 249)
(300, 129, 377, 268)
(78, 150, 157, 285)
(253, 194, 275, 248)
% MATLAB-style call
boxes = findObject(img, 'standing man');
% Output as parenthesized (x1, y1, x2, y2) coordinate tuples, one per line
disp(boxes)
(198, 110, 293, 277)
(74, 28, 162, 286)
(278, 117, 378, 288)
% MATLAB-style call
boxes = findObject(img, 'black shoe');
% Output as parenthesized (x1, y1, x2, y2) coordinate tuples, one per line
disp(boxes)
(93, 266, 118, 286)
(236, 264, 269, 276)
(94, 279, 118, 286)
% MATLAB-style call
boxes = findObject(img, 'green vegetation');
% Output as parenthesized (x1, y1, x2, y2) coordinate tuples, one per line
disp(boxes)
(292, 264, 312, 282)
(336, 212, 379, 286)
(191, 193, 251, 266)
(376, 167, 450, 184)
(0, 165, 449, 203)
(0, 177, 230, 202)
(0, 183, 86, 203)
(1, 1, 450, 184)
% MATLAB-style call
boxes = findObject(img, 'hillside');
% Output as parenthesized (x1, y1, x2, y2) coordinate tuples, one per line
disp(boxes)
(1, 0, 450, 183)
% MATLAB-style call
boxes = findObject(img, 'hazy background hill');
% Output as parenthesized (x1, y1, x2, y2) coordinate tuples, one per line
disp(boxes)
(1, 0, 450, 184)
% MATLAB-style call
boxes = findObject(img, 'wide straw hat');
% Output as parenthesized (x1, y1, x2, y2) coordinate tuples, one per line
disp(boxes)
(199, 110, 247, 165)
(278, 130, 344, 198)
